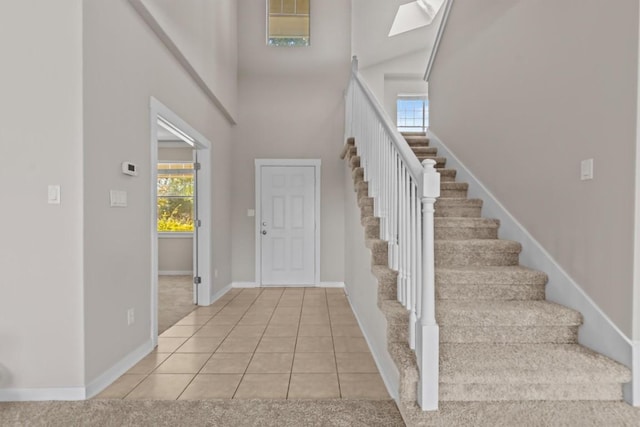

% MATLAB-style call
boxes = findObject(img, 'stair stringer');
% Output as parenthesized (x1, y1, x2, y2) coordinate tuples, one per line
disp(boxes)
(343, 142, 422, 421)
(427, 130, 636, 403)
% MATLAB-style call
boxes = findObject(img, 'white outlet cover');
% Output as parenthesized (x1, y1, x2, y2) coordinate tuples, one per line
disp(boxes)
(247, 209, 255, 217)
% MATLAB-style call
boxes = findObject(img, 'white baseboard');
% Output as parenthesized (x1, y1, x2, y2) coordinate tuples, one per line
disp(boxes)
(208, 283, 232, 305)
(0, 386, 86, 402)
(624, 341, 640, 406)
(0, 339, 155, 402)
(346, 292, 399, 402)
(428, 131, 634, 371)
(85, 339, 154, 399)
(231, 282, 259, 288)
(159, 270, 193, 276)
(319, 282, 346, 288)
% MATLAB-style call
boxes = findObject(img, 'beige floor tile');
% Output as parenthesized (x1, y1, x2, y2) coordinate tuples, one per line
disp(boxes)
(256, 336, 296, 353)
(263, 324, 299, 337)
(125, 374, 194, 400)
(237, 315, 272, 326)
(292, 352, 336, 373)
(227, 324, 266, 338)
(339, 373, 389, 399)
(200, 352, 252, 374)
(94, 374, 146, 399)
(178, 374, 242, 400)
(333, 337, 369, 353)
(156, 337, 189, 353)
(127, 353, 171, 374)
(325, 288, 345, 294)
(211, 315, 244, 325)
(160, 325, 201, 338)
(298, 324, 332, 337)
(269, 315, 300, 325)
(234, 374, 290, 399)
(277, 299, 303, 308)
(153, 353, 210, 374)
(272, 307, 301, 317)
(193, 324, 234, 338)
(175, 315, 212, 326)
(330, 314, 358, 325)
(300, 315, 330, 325)
(246, 353, 294, 373)
(216, 336, 261, 353)
(288, 373, 340, 399)
(175, 336, 224, 353)
(331, 325, 364, 337)
(193, 306, 222, 316)
(296, 336, 334, 353)
(336, 352, 378, 373)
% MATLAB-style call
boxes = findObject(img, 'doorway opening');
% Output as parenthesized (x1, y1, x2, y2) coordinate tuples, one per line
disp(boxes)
(150, 97, 212, 345)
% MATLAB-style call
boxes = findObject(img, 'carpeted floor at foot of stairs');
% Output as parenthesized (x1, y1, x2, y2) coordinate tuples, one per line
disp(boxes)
(343, 133, 637, 426)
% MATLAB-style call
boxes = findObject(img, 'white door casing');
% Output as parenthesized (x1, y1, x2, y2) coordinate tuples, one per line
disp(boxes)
(255, 160, 321, 286)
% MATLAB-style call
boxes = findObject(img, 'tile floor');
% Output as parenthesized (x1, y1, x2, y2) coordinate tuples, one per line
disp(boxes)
(96, 287, 390, 400)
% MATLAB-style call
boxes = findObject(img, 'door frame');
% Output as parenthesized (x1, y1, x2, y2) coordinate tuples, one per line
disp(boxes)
(255, 159, 321, 287)
(150, 97, 212, 346)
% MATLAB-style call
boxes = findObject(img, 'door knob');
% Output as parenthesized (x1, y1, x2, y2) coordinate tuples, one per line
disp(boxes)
(262, 230, 267, 235)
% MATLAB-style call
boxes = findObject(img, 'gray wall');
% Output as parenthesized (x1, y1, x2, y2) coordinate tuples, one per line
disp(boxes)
(83, 0, 236, 384)
(430, 0, 639, 337)
(231, 0, 351, 284)
(0, 0, 85, 391)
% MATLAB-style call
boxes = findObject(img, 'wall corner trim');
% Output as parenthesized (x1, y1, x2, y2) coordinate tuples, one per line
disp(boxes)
(427, 130, 634, 371)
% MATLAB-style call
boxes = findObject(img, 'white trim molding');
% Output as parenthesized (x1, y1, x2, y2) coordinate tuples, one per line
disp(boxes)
(624, 341, 640, 405)
(232, 282, 259, 288)
(208, 283, 233, 305)
(0, 387, 86, 402)
(254, 159, 322, 287)
(158, 270, 193, 276)
(428, 130, 635, 373)
(85, 340, 154, 399)
(319, 282, 346, 288)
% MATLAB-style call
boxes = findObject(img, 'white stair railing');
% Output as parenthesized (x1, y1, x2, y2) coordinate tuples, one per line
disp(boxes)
(345, 56, 440, 411)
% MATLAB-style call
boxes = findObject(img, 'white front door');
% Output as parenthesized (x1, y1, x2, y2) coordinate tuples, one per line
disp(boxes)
(260, 165, 316, 285)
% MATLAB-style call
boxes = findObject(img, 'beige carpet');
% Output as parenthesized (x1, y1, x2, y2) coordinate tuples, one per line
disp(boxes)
(0, 400, 404, 427)
(158, 275, 195, 334)
(4, 400, 640, 426)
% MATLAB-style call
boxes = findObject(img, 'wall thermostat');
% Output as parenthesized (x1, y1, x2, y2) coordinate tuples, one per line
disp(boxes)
(122, 161, 138, 176)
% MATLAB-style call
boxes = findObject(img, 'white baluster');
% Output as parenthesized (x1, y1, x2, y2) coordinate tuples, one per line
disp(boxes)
(409, 181, 417, 350)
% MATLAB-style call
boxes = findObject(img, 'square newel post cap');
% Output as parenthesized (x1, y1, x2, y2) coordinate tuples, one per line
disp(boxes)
(422, 159, 440, 199)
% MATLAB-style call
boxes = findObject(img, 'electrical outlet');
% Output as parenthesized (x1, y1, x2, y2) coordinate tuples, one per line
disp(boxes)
(127, 308, 135, 326)
(214, 269, 218, 278)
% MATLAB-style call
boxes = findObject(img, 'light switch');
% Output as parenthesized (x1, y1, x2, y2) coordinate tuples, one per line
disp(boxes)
(581, 159, 594, 181)
(247, 209, 255, 217)
(48, 185, 61, 205)
(110, 190, 128, 207)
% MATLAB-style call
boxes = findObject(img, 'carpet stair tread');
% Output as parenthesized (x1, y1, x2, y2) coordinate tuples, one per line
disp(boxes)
(440, 343, 631, 384)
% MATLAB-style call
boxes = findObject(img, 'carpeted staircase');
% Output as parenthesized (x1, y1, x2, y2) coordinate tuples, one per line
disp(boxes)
(342, 133, 631, 424)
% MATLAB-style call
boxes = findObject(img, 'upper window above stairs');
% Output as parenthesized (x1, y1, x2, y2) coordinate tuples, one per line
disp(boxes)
(267, 0, 310, 46)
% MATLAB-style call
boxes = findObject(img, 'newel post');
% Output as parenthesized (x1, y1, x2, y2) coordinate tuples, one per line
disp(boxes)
(417, 159, 440, 411)
(352, 55, 359, 73)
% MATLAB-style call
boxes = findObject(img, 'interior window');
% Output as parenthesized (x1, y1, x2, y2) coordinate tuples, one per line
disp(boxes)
(397, 95, 429, 132)
(267, 0, 310, 47)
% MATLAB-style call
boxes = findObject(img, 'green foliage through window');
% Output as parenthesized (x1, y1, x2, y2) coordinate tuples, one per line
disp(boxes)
(158, 163, 194, 233)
